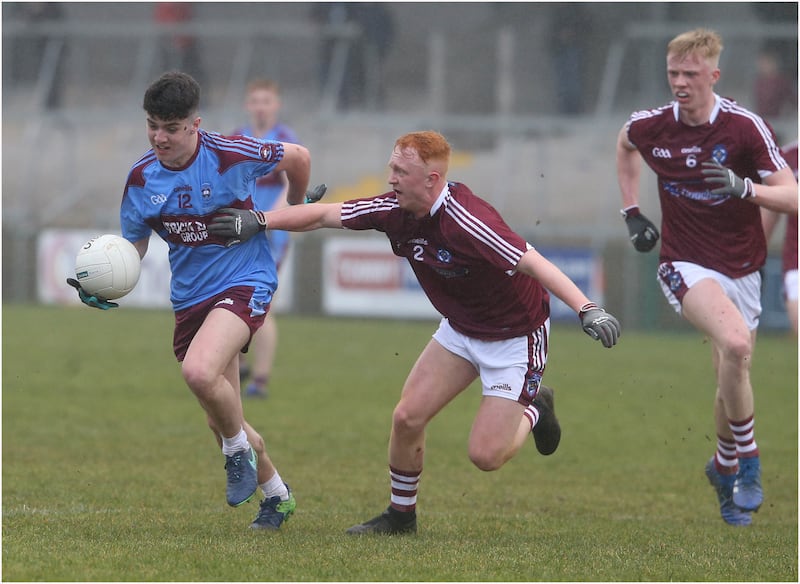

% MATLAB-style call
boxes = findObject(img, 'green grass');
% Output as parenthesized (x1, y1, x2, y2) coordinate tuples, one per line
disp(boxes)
(3, 305, 797, 581)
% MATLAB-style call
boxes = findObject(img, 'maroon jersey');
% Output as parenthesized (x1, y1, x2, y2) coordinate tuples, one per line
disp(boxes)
(627, 95, 787, 278)
(340, 182, 550, 341)
(781, 142, 798, 273)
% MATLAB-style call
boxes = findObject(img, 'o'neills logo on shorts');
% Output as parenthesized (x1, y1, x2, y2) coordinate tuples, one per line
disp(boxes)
(490, 383, 513, 393)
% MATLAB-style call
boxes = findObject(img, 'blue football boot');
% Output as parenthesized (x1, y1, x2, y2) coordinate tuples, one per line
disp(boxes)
(224, 447, 258, 507)
(733, 456, 763, 512)
(705, 457, 752, 526)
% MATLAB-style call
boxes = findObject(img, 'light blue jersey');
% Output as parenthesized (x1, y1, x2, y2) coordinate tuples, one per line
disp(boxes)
(120, 129, 284, 311)
(232, 123, 299, 265)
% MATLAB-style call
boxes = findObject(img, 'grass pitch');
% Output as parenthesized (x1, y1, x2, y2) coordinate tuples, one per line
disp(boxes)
(2, 305, 797, 581)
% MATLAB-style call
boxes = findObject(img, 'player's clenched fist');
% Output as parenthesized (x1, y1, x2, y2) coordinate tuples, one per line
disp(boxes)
(622, 205, 660, 252)
(579, 302, 621, 348)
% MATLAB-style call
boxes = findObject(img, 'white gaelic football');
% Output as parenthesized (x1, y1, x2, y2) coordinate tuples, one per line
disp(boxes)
(74, 234, 141, 299)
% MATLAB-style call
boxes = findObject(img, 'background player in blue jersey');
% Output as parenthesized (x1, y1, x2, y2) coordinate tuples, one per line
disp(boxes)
(232, 79, 300, 399)
(67, 71, 311, 530)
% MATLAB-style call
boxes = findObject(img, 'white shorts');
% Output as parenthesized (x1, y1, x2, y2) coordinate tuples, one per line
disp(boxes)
(657, 261, 762, 330)
(785, 269, 798, 302)
(432, 317, 550, 407)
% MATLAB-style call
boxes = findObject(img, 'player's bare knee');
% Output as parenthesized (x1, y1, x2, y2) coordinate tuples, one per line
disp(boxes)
(392, 403, 425, 435)
(468, 444, 506, 472)
(181, 358, 216, 396)
(719, 332, 753, 364)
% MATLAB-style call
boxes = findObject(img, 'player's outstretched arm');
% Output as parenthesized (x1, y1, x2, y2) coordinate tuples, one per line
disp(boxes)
(516, 248, 621, 347)
(274, 143, 311, 205)
(208, 186, 335, 244)
(265, 201, 344, 232)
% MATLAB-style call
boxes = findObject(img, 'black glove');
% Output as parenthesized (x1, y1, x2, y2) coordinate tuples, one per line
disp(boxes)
(579, 302, 621, 348)
(207, 208, 268, 245)
(701, 161, 755, 199)
(304, 183, 327, 204)
(66, 278, 119, 310)
(622, 206, 660, 252)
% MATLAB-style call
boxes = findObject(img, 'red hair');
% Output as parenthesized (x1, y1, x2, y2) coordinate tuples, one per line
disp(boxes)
(394, 131, 451, 173)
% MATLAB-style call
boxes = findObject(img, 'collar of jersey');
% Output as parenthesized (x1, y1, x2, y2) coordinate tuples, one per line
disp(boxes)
(428, 183, 450, 216)
(672, 93, 721, 125)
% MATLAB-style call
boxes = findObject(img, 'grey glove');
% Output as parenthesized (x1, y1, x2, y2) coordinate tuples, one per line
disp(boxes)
(207, 208, 268, 245)
(579, 302, 621, 348)
(66, 278, 119, 310)
(304, 183, 327, 204)
(622, 206, 660, 253)
(701, 161, 755, 199)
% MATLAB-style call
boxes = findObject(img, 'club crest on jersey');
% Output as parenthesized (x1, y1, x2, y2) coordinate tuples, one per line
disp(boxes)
(711, 144, 728, 164)
(201, 183, 212, 199)
(436, 248, 452, 263)
(526, 372, 542, 399)
(260, 144, 274, 161)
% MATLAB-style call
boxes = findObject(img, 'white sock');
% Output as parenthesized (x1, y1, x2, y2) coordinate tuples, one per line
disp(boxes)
(524, 404, 540, 430)
(220, 427, 250, 456)
(261, 471, 289, 501)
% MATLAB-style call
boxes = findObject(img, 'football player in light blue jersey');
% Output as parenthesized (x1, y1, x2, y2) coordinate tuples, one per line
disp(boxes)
(68, 71, 310, 530)
(231, 79, 300, 399)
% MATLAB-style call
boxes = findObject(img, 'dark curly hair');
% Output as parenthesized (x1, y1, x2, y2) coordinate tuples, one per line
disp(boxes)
(143, 71, 200, 120)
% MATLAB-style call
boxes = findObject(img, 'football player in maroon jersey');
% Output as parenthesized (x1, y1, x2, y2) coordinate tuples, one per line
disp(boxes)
(616, 28, 798, 526)
(217, 130, 621, 534)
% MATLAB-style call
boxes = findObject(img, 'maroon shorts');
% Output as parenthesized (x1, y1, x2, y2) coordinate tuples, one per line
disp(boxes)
(173, 286, 268, 362)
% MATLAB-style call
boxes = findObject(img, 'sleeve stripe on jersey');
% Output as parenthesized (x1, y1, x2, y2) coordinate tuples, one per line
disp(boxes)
(719, 98, 787, 171)
(341, 197, 399, 221)
(204, 131, 273, 159)
(629, 105, 669, 123)
(445, 198, 524, 266)
(132, 150, 157, 168)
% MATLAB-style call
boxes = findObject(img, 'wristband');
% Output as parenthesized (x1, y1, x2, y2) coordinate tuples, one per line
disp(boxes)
(743, 177, 755, 199)
(250, 209, 268, 230)
(620, 206, 640, 219)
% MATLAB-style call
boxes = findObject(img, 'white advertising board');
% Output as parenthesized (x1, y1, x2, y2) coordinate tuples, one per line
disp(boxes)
(322, 237, 439, 319)
(321, 237, 604, 322)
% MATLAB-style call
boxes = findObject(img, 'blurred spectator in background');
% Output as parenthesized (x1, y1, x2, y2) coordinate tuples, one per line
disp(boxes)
(313, 2, 394, 110)
(230, 79, 300, 399)
(549, 3, 589, 115)
(753, 2, 798, 88)
(153, 2, 205, 88)
(15, 2, 65, 110)
(753, 48, 797, 119)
